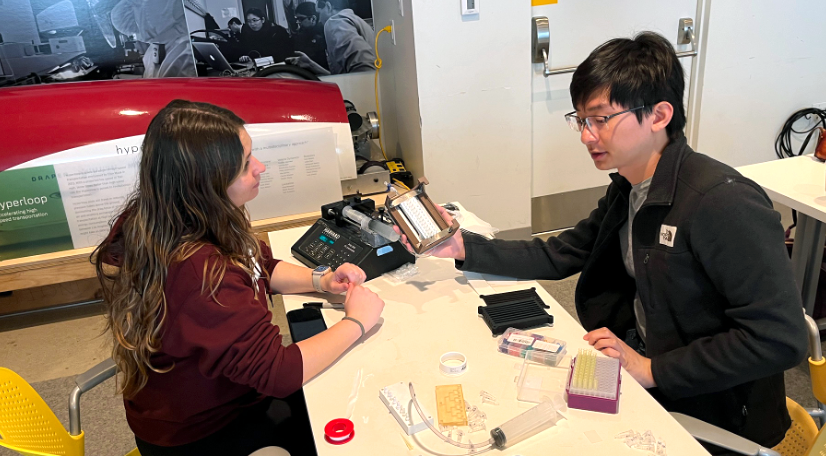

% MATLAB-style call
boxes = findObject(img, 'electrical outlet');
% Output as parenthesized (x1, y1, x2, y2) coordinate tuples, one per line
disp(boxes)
(391, 20, 396, 45)
(814, 102, 826, 111)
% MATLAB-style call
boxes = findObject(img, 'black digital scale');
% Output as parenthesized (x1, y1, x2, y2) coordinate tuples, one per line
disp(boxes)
(291, 197, 415, 281)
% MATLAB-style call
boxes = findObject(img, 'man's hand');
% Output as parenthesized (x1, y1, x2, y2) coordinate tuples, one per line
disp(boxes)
(285, 51, 331, 75)
(392, 205, 466, 260)
(320, 263, 367, 294)
(285, 50, 311, 67)
(583, 327, 656, 389)
(239, 56, 251, 63)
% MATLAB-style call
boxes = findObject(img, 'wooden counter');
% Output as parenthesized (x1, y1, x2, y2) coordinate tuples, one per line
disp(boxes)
(0, 210, 321, 294)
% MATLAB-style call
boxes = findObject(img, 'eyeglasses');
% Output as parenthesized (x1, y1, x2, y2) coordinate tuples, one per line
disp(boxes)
(247, 17, 264, 23)
(295, 15, 311, 22)
(565, 106, 646, 136)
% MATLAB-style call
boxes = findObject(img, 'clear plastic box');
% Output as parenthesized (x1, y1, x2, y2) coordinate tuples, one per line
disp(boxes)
(515, 358, 569, 403)
(497, 327, 567, 367)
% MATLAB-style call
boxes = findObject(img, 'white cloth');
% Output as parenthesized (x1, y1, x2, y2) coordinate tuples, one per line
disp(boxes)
(111, 0, 196, 78)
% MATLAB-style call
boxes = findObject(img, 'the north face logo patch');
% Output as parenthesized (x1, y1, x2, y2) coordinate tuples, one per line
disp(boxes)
(660, 225, 677, 247)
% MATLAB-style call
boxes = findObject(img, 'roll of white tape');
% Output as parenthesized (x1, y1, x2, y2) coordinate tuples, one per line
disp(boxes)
(439, 351, 468, 376)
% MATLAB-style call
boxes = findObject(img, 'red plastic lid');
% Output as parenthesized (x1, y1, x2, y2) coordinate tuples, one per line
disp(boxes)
(324, 418, 355, 445)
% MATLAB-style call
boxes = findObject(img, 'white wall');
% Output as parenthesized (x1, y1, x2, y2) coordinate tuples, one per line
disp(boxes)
(320, 72, 377, 120)
(408, 0, 532, 232)
(204, 0, 242, 27)
(529, 1, 696, 199)
(371, 0, 420, 171)
(695, 0, 826, 167)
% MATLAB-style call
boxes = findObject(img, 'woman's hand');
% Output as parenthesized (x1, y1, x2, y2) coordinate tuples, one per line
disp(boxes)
(393, 205, 466, 260)
(583, 327, 656, 388)
(320, 263, 366, 293)
(343, 284, 385, 332)
(296, 283, 385, 382)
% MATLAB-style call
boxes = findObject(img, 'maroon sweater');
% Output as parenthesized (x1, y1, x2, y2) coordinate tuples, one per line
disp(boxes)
(123, 241, 303, 446)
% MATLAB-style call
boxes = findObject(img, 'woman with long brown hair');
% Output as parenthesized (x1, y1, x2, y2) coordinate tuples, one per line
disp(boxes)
(95, 100, 384, 456)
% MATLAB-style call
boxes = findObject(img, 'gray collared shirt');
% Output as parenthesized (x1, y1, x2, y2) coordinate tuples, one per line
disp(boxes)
(618, 176, 652, 341)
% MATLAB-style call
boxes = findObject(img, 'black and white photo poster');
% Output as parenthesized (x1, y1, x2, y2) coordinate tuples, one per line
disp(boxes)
(186, 0, 375, 78)
(0, 0, 195, 86)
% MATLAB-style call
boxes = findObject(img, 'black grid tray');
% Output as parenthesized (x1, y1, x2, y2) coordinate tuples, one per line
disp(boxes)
(477, 287, 553, 336)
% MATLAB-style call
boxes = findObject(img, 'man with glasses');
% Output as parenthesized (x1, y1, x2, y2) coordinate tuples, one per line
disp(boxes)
(401, 32, 807, 453)
(286, 0, 374, 74)
(286, 2, 329, 72)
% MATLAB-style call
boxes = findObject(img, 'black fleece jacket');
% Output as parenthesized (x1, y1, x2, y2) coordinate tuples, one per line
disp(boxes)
(458, 134, 807, 450)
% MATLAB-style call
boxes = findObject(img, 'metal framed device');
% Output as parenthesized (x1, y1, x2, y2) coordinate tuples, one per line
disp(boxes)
(385, 177, 460, 254)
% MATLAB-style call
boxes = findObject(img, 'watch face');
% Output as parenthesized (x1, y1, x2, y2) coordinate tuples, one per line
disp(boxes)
(315, 265, 331, 273)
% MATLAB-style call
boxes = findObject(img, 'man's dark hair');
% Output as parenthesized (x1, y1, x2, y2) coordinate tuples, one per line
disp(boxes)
(318, 0, 349, 11)
(570, 32, 686, 140)
(295, 2, 318, 18)
(245, 8, 266, 19)
(228, 17, 242, 26)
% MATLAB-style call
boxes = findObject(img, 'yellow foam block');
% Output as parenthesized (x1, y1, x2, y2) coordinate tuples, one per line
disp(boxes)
(435, 384, 468, 427)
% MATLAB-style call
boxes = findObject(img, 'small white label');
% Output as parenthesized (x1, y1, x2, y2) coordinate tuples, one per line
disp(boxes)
(506, 334, 535, 346)
(254, 56, 275, 66)
(533, 340, 561, 353)
(659, 224, 677, 247)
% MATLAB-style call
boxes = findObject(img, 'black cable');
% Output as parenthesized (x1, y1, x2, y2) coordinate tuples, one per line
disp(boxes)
(775, 108, 826, 233)
(775, 108, 826, 159)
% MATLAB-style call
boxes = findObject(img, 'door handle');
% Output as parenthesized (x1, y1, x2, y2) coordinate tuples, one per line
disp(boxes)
(531, 17, 551, 77)
(533, 17, 698, 78)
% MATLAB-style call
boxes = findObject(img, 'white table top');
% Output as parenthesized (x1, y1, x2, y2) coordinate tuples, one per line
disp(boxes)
(268, 227, 709, 456)
(738, 155, 826, 222)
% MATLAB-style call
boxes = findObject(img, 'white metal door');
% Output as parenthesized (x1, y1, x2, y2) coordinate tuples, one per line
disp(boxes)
(530, 0, 699, 232)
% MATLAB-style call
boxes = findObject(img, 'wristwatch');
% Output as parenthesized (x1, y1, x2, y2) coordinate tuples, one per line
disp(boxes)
(312, 265, 332, 293)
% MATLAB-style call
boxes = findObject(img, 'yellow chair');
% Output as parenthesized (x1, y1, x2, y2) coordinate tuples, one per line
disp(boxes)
(672, 313, 826, 456)
(0, 358, 139, 456)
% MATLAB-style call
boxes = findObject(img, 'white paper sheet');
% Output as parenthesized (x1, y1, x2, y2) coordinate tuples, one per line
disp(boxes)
(55, 153, 141, 248)
(245, 128, 342, 220)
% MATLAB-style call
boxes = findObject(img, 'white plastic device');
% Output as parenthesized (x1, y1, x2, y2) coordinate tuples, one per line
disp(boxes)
(461, 0, 478, 15)
(380, 382, 435, 435)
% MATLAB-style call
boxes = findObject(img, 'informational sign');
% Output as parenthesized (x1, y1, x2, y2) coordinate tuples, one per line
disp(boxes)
(55, 154, 141, 249)
(0, 126, 343, 261)
(246, 127, 343, 219)
(0, 165, 73, 261)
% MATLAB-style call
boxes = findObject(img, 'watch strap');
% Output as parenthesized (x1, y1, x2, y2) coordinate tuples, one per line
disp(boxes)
(312, 266, 330, 293)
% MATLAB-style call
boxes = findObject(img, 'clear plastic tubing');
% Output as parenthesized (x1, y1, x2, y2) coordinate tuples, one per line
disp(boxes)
(408, 382, 494, 454)
(342, 206, 400, 242)
(489, 400, 561, 449)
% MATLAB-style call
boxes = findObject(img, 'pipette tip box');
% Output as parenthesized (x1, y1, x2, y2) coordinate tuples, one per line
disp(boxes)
(565, 350, 621, 414)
